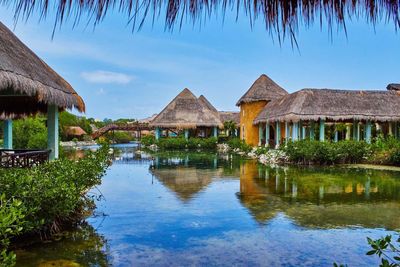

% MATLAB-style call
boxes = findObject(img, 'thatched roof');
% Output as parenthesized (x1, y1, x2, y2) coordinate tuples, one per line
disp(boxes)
(198, 95, 219, 114)
(219, 111, 240, 124)
(64, 126, 87, 136)
(254, 89, 400, 124)
(150, 88, 223, 129)
(9, 0, 400, 43)
(387, 83, 400, 91)
(236, 74, 288, 106)
(0, 22, 85, 119)
(138, 113, 158, 124)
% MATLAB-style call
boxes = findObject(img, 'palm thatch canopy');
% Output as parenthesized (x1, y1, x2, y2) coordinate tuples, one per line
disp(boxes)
(387, 83, 400, 91)
(64, 126, 87, 136)
(6, 0, 400, 41)
(0, 21, 85, 119)
(150, 88, 222, 129)
(219, 111, 240, 124)
(236, 74, 288, 106)
(254, 89, 400, 124)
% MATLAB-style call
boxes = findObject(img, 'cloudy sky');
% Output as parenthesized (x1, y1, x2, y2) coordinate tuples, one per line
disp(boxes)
(1, 7, 399, 120)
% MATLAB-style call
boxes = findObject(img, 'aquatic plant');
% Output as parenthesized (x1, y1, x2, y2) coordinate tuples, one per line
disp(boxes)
(0, 145, 111, 266)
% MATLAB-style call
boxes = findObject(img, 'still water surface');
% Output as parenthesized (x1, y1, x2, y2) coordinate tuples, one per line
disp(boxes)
(17, 144, 400, 266)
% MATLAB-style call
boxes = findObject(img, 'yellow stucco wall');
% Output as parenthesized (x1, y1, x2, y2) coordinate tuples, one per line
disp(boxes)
(239, 101, 267, 146)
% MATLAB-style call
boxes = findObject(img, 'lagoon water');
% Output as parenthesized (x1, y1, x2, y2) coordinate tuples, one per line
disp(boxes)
(17, 144, 400, 266)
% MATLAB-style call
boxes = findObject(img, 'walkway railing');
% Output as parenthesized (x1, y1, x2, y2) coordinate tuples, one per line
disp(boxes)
(0, 149, 51, 168)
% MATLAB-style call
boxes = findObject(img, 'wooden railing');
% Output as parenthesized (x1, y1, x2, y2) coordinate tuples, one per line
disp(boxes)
(0, 149, 50, 168)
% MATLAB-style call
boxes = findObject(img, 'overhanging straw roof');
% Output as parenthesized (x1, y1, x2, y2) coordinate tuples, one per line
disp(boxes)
(219, 111, 240, 124)
(150, 88, 222, 129)
(254, 89, 400, 124)
(236, 74, 288, 106)
(0, 22, 85, 118)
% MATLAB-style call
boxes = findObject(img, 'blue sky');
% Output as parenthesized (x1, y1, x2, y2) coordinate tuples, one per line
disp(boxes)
(1, 8, 399, 120)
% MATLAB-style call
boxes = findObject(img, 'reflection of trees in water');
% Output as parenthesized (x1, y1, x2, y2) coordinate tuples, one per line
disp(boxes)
(16, 222, 111, 267)
(238, 162, 400, 230)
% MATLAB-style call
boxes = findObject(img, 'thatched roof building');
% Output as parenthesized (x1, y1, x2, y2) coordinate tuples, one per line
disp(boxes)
(254, 89, 400, 124)
(236, 74, 288, 106)
(219, 111, 240, 124)
(0, 22, 85, 119)
(150, 88, 222, 129)
(198, 95, 219, 114)
(64, 126, 87, 137)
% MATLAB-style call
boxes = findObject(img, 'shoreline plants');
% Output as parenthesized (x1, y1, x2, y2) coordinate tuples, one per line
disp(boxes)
(0, 145, 111, 266)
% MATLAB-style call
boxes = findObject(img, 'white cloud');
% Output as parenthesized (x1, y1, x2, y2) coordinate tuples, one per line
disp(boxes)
(81, 71, 134, 84)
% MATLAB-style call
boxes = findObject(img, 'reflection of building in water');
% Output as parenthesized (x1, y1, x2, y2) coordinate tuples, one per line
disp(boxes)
(238, 162, 400, 230)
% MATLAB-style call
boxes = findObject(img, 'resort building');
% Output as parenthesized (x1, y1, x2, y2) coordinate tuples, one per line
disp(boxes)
(240, 75, 400, 147)
(0, 22, 84, 163)
(236, 74, 288, 146)
(150, 88, 238, 139)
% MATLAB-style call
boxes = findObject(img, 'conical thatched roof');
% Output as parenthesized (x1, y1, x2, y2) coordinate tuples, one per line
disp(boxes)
(0, 22, 85, 118)
(236, 74, 288, 106)
(64, 126, 87, 136)
(150, 88, 222, 128)
(254, 89, 400, 124)
(198, 95, 219, 114)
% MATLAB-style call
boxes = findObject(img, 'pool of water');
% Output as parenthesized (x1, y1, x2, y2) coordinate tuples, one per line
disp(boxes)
(17, 144, 400, 266)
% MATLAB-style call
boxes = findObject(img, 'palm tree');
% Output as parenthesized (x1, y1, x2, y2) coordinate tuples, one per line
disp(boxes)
(4, 0, 400, 41)
(224, 120, 237, 138)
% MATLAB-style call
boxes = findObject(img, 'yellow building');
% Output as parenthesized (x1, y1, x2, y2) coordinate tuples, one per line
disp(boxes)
(236, 74, 288, 146)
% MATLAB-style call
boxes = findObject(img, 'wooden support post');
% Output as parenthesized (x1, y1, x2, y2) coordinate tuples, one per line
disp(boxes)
(155, 127, 161, 140)
(310, 121, 315, 140)
(265, 122, 270, 147)
(213, 127, 218, 138)
(334, 127, 338, 142)
(346, 124, 351, 140)
(184, 129, 189, 140)
(3, 119, 12, 149)
(258, 124, 263, 146)
(319, 119, 325, 141)
(275, 121, 281, 147)
(365, 120, 372, 143)
(47, 105, 59, 160)
(285, 122, 289, 144)
(292, 122, 298, 141)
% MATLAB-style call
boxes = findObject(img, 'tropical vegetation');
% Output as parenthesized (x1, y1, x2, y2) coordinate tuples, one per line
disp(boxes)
(0, 145, 111, 266)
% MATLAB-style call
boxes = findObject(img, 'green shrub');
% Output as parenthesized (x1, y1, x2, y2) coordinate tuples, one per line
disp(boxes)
(141, 135, 155, 146)
(13, 117, 47, 149)
(227, 138, 252, 153)
(0, 145, 111, 266)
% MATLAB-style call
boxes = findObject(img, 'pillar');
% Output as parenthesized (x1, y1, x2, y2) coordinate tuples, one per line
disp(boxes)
(353, 121, 358, 140)
(346, 124, 351, 140)
(265, 122, 270, 147)
(213, 127, 218, 138)
(302, 126, 306, 140)
(292, 122, 298, 141)
(389, 122, 393, 137)
(299, 120, 303, 140)
(3, 119, 12, 149)
(258, 124, 263, 146)
(285, 122, 289, 144)
(365, 120, 372, 143)
(310, 121, 315, 140)
(334, 128, 338, 142)
(184, 129, 189, 140)
(357, 122, 361, 141)
(319, 119, 325, 141)
(47, 105, 59, 160)
(275, 121, 281, 147)
(155, 127, 161, 140)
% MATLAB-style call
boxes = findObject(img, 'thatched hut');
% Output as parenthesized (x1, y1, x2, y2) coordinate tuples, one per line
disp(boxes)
(150, 88, 222, 139)
(0, 22, 85, 160)
(254, 88, 400, 146)
(64, 126, 87, 139)
(236, 74, 288, 146)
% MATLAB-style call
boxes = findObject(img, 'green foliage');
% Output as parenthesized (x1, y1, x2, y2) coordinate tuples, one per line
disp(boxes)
(283, 140, 371, 165)
(13, 117, 47, 149)
(141, 135, 155, 146)
(0, 145, 111, 266)
(223, 120, 237, 137)
(156, 137, 218, 150)
(104, 131, 133, 143)
(366, 234, 400, 267)
(227, 138, 252, 153)
(59, 112, 93, 141)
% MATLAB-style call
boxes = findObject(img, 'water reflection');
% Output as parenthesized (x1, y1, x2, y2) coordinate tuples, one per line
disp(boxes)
(18, 145, 400, 266)
(16, 223, 111, 267)
(238, 162, 400, 230)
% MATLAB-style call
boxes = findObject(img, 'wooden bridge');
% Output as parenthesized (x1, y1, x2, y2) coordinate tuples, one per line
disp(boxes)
(92, 123, 154, 139)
